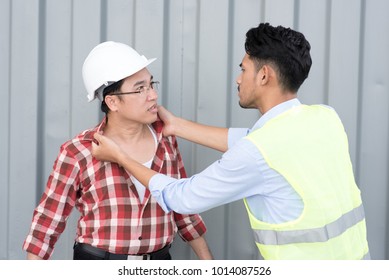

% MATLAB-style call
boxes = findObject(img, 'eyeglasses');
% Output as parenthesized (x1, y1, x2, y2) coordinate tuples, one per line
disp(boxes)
(109, 81, 159, 96)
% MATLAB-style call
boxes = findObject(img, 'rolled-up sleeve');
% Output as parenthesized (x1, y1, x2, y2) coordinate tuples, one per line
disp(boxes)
(149, 174, 177, 212)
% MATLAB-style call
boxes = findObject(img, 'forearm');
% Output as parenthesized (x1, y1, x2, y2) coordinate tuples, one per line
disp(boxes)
(27, 252, 43, 260)
(173, 117, 228, 152)
(188, 236, 213, 260)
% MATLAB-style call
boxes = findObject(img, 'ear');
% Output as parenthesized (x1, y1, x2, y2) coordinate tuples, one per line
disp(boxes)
(258, 65, 270, 85)
(104, 95, 119, 112)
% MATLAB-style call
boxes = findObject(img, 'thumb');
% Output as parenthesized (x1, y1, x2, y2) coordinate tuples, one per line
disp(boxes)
(92, 132, 105, 146)
(92, 140, 98, 149)
(93, 132, 103, 143)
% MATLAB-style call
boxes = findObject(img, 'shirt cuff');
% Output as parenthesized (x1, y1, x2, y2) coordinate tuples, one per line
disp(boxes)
(228, 128, 250, 148)
(149, 173, 177, 213)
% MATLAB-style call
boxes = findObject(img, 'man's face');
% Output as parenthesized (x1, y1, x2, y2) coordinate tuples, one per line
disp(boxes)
(115, 68, 159, 124)
(236, 54, 260, 109)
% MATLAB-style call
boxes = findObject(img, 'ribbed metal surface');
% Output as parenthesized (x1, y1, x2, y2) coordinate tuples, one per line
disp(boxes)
(1, 0, 388, 259)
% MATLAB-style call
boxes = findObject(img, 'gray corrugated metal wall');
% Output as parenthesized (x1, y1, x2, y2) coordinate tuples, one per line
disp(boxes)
(1, 0, 388, 260)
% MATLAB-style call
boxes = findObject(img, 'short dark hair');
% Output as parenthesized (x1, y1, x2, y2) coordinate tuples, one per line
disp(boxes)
(101, 79, 125, 114)
(245, 22, 312, 92)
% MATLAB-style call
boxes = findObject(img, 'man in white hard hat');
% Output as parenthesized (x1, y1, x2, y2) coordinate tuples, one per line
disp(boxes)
(23, 41, 213, 260)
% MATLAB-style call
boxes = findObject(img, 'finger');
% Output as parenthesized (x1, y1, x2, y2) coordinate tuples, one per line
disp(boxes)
(91, 141, 104, 161)
(93, 132, 103, 142)
(92, 141, 99, 149)
(92, 134, 104, 147)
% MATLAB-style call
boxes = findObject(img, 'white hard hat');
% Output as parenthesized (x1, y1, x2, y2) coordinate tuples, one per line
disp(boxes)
(82, 41, 156, 102)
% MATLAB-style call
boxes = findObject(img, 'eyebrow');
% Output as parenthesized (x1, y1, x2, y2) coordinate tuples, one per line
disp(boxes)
(133, 75, 153, 87)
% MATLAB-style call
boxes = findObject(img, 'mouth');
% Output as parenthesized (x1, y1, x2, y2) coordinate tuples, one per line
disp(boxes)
(148, 104, 158, 113)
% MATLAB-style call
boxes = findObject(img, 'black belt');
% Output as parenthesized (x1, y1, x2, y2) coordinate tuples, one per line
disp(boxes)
(74, 242, 171, 260)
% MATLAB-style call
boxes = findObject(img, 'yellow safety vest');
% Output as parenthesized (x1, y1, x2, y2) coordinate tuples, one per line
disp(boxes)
(244, 105, 369, 260)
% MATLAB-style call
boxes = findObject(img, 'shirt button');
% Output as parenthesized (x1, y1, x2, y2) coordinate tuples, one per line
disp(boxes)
(138, 236, 142, 240)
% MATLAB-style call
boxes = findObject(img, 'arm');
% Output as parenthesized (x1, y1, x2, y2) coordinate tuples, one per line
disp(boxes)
(187, 236, 213, 260)
(158, 106, 229, 152)
(92, 133, 263, 214)
(27, 252, 43, 260)
(23, 145, 80, 259)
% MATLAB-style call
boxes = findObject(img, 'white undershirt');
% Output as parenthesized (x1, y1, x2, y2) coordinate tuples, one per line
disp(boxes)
(130, 125, 157, 202)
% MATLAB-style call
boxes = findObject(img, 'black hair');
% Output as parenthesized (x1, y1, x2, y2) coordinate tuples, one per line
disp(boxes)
(245, 22, 312, 92)
(101, 79, 125, 114)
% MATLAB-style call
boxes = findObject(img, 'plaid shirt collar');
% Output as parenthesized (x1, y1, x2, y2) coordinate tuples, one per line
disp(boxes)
(82, 116, 165, 144)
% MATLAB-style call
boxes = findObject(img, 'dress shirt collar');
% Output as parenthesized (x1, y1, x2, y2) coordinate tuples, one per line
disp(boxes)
(251, 98, 302, 131)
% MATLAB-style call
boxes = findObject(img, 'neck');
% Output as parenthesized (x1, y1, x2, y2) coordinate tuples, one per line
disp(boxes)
(258, 91, 297, 115)
(104, 115, 148, 144)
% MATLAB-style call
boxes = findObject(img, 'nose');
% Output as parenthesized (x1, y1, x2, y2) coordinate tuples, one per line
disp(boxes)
(147, 87, 158, 101)
(236, 73, 242, 85)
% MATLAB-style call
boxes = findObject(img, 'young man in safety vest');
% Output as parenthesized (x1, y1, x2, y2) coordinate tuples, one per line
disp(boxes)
(91, 23, 370, 260)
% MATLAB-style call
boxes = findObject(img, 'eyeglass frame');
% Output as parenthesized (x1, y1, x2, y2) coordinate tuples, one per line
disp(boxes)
(107, 81, 160, 96)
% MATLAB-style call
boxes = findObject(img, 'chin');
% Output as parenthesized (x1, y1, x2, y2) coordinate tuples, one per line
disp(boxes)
(147, 115, 158, 124)
(239, 101, 256, 110)
(239, 101, 248, 109)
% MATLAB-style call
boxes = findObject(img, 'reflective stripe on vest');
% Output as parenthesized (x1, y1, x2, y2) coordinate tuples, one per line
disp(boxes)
(252, 203, 365, 245)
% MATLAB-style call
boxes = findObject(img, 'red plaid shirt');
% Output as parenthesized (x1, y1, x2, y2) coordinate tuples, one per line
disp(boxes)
(23, 117, 206, 259)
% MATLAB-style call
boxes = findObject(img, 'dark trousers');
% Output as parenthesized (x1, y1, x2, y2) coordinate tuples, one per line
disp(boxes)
(73, 242, 172, 260)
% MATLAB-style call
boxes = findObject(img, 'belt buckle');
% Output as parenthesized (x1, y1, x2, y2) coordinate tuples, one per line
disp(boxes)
(127, 254, 150, 260)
